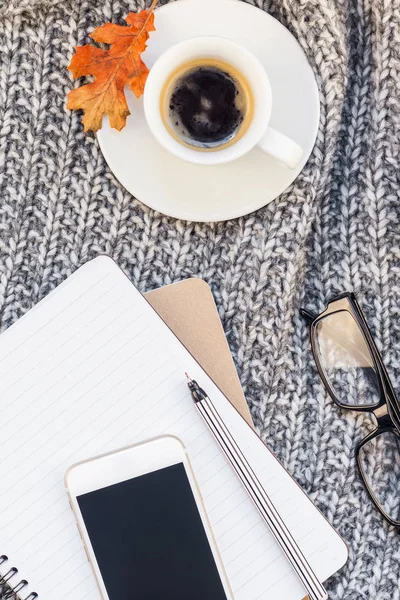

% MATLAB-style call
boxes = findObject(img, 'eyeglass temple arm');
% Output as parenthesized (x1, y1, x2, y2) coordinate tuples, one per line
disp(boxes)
(300, 308, 315, 325)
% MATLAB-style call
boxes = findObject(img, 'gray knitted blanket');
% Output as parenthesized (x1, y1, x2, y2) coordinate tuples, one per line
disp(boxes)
(1, 0, 400, 598)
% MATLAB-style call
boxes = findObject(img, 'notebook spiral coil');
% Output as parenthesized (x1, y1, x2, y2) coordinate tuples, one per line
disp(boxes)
(0, 557, 37, 600)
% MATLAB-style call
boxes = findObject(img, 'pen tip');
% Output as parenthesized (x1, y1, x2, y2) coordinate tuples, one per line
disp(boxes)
(185, 372, 191, 381)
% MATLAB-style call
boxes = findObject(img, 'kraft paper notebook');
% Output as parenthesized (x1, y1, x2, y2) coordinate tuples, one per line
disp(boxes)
(0, 257, 347, 600)
(145, 279, 252, 426)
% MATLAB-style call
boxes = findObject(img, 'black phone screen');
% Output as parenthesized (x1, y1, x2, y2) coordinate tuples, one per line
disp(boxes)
(77, 462, 228, 600)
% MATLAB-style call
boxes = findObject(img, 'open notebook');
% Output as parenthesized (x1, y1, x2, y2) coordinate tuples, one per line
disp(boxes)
(0, 257, 347, 600)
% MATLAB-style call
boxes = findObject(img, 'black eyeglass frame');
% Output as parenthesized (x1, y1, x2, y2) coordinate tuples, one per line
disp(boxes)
(302, 292, 400, 529)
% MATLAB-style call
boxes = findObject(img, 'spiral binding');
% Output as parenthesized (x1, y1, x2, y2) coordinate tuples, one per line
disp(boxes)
(0, 556, 37, 600)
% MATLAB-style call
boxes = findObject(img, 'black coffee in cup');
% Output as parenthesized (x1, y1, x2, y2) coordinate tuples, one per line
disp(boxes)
(161, 59, 253, 151)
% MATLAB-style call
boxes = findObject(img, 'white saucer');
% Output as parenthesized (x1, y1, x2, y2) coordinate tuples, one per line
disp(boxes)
(97, 0, 320, 222)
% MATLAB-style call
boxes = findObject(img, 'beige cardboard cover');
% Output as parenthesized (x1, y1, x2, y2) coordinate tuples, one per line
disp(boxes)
(145, 278, 252, 427)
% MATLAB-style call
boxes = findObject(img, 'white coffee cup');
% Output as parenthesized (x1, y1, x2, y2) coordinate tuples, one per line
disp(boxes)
(144, 36, 303, 168)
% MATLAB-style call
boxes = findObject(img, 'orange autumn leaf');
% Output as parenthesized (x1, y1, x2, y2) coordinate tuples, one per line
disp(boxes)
(67, 2, 157, 133)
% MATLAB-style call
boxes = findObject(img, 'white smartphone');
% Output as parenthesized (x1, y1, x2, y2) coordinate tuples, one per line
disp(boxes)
(65, 436, 233, 600)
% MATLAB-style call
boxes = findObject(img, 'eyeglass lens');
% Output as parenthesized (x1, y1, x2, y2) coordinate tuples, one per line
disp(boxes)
(358, 430, 400, 524)
(315, 310, 381, 407)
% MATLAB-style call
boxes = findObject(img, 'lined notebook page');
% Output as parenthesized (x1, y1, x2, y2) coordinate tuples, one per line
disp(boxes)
(0, 257, 347, 600)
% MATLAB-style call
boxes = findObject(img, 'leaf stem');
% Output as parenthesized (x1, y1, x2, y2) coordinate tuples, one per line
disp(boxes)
(140, 0, 159, 34)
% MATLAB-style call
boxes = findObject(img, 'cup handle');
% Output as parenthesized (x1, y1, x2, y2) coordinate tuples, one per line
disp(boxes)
(257, 126, 304, 170)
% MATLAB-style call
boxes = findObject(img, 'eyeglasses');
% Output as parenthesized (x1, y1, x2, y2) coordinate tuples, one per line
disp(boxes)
(301, 293, 400, 529)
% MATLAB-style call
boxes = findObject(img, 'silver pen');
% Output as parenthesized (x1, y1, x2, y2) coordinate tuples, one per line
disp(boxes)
(186, 374, 328, 600)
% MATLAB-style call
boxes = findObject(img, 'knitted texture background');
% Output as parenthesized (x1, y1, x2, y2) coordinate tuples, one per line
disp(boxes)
(0, 0, 400, 598)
